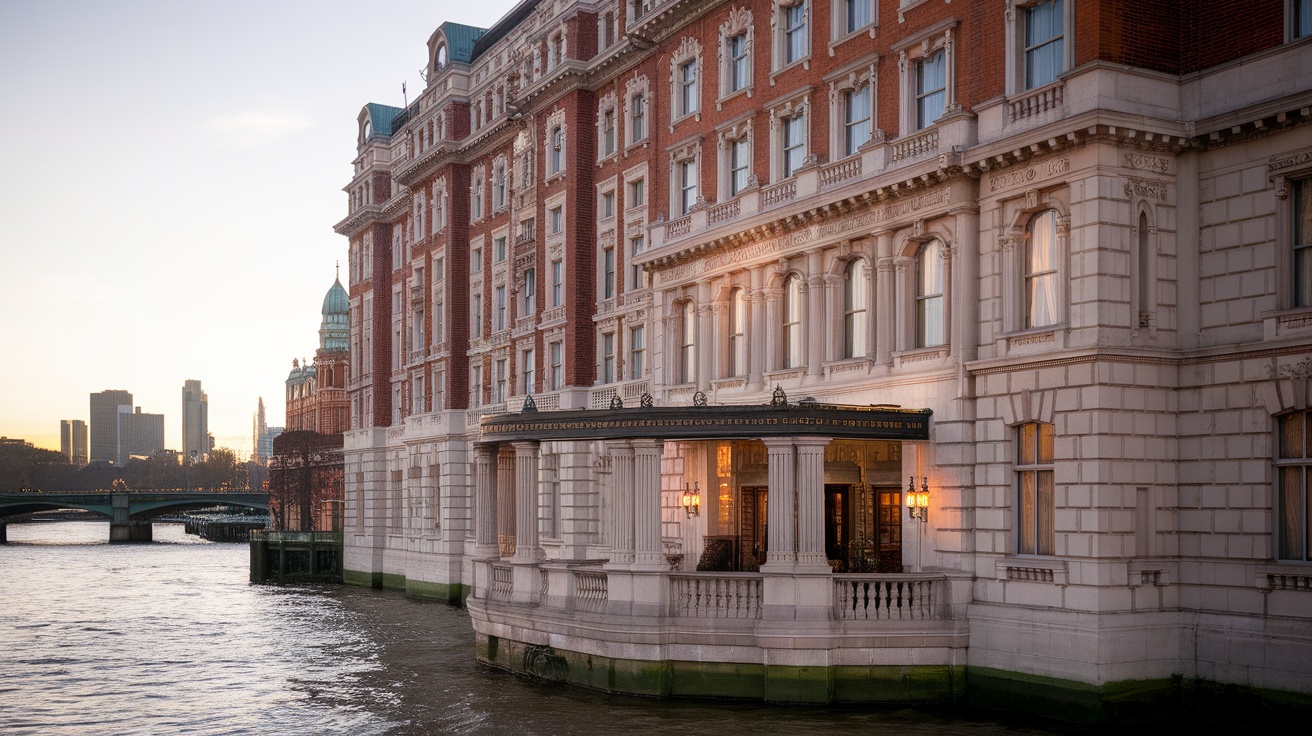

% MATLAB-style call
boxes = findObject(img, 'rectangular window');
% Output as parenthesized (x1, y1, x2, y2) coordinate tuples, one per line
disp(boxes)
(472, 293, 483, 338)
(1278, 411, 1312, 560)
(730, 138, 750, 196)
(679, 60, 698, 116)
(628, 236, 645, 290)
(783, 115, 805, 178)
(1295, 179, 1312, 307)
(522, 348, 536, 394)
(916, 50, 946, 129)
(600, 191, 615, 219)
(846, 0, 872, 33)
(631, 94, 646, 140)
(844, 87, 872, 156)
(551, 259, 564, 307)
(472, 181, 483, 219)
(729, 34, 749, 92)
(523, 267, 536, 313)
(785, 3, 807, 64)
(493, 236, 507, 263)
(603, 248, 615, 299)
(550, 126, 564, 174)
(494, 359, 507, 403)
(494, 285, 506, 330)
(629, 178, 645, 207)
(413, 374, 425, 414)
(472, 246, 483, 274)
(602, 109, 616, 156)
(1299, 0, 1312, 38)
(679, 160, 698, 214)
(1016, 422, 1055, 555)
(470, 364, 482, 407)
(629, 325, 645, 379)
(1024, 0, 1064, 89)
(550, 206, 563, 233)
(549, 341, 564, 389)
(433, 256, 445, 280)
(601, 333, 615, 383)
(434, 296, 445, 342)
(433, 368, 445, 411)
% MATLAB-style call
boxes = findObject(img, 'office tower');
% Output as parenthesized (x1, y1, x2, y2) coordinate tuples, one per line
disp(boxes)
(89, 390, 133, 464)
(117, 407, 164, 465)
(59, 419, 88, 466)
(182, 379, 209, 462)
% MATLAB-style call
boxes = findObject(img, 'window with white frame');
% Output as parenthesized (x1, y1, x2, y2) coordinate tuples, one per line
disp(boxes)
(472, 170, 485, 219)
(1278, 410, 1312, 560)
(625, 75, 650, 145)
(1298, 0, 1312, 38)
(549, 340, 564, 389)
(729, 287, 747, 376)
(546, 109, 567, 177)
(522, 348, 536, 394)
(492, 157, 507, 211)
(898, 26, 957, 135)
(602, 248, 615, 299)
(600, 190, 615, 220)
(522, 267, 536, 313)
(1294, 178, 1312, 307)
(833, 0, 874, 39)
(472, 292, 483, 338)
(494, 285, 506, 331)
(782, 274, 803, 368)
(670, 142, 700, 216)
(916, 240, 945, 348)
(413, 373, 425, 414)
(434, 292, 445, 343)
(598, 93, 618, 158)
(718, 8, 754, 100)
(769, 97, 809, 181)
(1024, 210, 1060, 328)
(844, 258, 869, 358)
(773, 0, 810, 70)
(828, 64, 876, 158)
(550, 259, 564, 306)
(1016, 421, 1055, 555)
(680, 301, 697, 383)
(629, 324, 645, 379)
(629, 177, 646, 207)
(718, 119, 753, 199)
(549, 205, 564, 234)
(433, 367, 445, 411)
(601, 332, 616, 383)
(493, 235, 507, 263)
(432, 178, 447, 234)
(470, 363, 483, 406)
(493, 358, 507, 403)
(628, 235, 645, 290)
(671, 37, 702, 121)
(472, 245, 483, 274)
(1023, 0, 1065, 89)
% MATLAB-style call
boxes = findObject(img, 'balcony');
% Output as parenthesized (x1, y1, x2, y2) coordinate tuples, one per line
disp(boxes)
(1007, 81, 1064, 125)
(588, 378, 651, 409)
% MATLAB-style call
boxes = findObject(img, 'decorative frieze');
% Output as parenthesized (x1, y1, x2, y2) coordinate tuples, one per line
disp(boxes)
(1125, 176, 1169, 202)
(987, 158, 1070, 194)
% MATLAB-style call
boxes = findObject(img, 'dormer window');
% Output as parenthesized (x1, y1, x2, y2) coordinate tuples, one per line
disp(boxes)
(436, 44, 448, 70)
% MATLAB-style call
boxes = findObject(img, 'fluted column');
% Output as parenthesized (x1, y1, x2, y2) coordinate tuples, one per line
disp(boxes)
(607, 441, 635, 566)
(876, 232, 895, 365)
(747, 268, 766, 391)
(474, 445, 498, 554)
(762, 437, 796, 568)
(806, 250, 825, 378)
(496, 445, 516, 558)
(631, 439, 665, 570)
(765, 287, 782, 373)
(512, 441, 542, 561)
(697, 293, 714, 391)
(794, 437, 831, 571)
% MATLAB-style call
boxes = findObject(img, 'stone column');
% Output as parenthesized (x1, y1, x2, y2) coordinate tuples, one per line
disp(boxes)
(806, 251, 825, 379)
(697, 288, 714, 391)
(631, 439, 666, 570)
(748, 268, 765, 390)
(955, 206, 980, 365)
(474, 445, 498, 555)
(607, 441, 635, 566)
(761, 438, 796, 569)
(555, 440, 596, 560)
(496, 445, 516, 558)
(876, 232, 895, 365)
(765, 287, 782, 373)
(512, 441, 542, 561)
(794, 436, 832, 571)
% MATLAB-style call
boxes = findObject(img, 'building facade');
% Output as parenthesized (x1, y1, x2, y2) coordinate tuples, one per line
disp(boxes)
(89, 390, 132, 465)
(181, 379, 210, 461)
(284, 277, 351, 436)
(117, 407, 164, 465)
(60, 419, 88, 467)
(338, 0, 1312, 718)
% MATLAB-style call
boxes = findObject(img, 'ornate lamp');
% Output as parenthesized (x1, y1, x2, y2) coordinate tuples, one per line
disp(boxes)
(682, 481, 702, 518)
(907, 476, 930, 521)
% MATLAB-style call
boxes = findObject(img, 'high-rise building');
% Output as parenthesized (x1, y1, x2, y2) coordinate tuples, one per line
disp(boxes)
(251, 397, 285, 465)
(89, 390, 132, 465)
(181, 379, 209, 462)
(336, 0, 1312, 717)
(59, 419, 88, 466)
(117, 407, 164, 465)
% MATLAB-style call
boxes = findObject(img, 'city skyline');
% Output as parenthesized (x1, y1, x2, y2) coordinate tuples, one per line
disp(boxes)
(0, 0, 508, 453)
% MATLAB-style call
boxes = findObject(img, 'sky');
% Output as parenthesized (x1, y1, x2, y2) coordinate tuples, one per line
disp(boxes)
(0, 0, 510, 455)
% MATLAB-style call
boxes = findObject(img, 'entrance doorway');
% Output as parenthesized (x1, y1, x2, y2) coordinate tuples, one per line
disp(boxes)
(825, 484, 902, 573)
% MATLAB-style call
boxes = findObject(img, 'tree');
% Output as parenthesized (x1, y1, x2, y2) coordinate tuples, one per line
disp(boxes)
(268, 431, 344, 531)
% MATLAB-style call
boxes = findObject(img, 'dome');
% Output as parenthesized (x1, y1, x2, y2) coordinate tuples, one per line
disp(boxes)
(319, 277, 350, 353)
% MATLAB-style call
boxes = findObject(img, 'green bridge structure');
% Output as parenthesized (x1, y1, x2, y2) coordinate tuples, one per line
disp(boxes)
(0, 491, 269, 542)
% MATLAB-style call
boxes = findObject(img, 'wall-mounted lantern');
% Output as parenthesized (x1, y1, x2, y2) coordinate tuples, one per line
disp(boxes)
(682, 481, 702, 518)
(907, 476, 929, 521)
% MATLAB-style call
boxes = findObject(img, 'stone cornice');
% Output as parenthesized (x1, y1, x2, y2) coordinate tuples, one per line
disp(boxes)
(334, 204, 383, 237)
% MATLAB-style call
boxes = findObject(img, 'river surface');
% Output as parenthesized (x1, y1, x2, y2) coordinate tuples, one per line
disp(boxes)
(0, 521, 1064, 735)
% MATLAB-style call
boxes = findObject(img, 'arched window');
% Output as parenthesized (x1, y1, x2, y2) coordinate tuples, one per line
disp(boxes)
(843, 259, 868, 358)
(680, 301, 696, 384)
(783, 275, 803, 368)
(916, 240, 944, 348)
(1025, 210, 1059, 328)
(729, 288, 747, 376)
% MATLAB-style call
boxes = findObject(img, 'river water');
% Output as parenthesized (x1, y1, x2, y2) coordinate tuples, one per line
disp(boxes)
(0, 522, 1062, 735)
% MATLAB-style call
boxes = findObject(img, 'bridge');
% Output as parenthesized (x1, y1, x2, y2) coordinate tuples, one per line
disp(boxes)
(0, 491, 269, 542)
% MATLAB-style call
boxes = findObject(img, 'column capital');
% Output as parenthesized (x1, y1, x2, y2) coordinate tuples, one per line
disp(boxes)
(792, 436, 832, 449)
(761, 436, 795, 449)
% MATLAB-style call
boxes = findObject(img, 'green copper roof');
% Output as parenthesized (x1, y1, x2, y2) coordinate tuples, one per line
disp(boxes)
(441, 23, 486, 64)
(364, 103, 405, 139)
